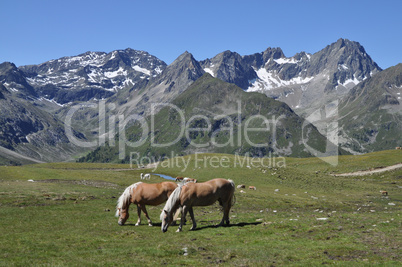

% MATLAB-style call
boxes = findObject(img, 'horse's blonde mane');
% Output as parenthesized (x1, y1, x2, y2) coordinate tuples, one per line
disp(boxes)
(160, 185, 182, 220)
(115, 182, 142, 217)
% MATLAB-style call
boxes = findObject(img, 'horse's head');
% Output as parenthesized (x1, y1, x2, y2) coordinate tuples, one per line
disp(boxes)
(116, 208, 129, 226)
(161, 209, 173, 233)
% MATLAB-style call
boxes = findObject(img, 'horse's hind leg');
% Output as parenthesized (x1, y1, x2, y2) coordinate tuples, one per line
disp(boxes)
(188, 207, 197, 231)
(139, 205, 153, 226)
(135, 205, 141, 226)
(224, 201, 231, 225)
(219, 199, 232, 226)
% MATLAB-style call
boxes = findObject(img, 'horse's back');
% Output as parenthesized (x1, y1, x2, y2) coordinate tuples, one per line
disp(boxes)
(133, 182, 175, 205)
(203, 178, 234, 192)
(181, 178, 234, 206)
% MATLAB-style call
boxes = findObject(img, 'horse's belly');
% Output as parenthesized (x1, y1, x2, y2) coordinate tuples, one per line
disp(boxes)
(136, 195, 166, 206)
(191, 198, 218, 207)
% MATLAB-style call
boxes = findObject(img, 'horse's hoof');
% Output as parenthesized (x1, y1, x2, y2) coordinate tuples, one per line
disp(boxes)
(148, 224, 153, 227)
(135, 223, 140, 226)
(176, 228, 182, 232)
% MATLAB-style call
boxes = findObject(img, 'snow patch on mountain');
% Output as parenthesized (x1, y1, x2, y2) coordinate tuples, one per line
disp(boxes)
(340, 76, 360, 87)
(3, 82, 20, 92)
(19, 49, 167, 103)
(38, 97, 66, 107)
(203, 67, 215, 77)
(274, 57, 298, 64)
(132, 65, 151, 75)
(247, 68, 314, 92)
(104, 67, 128, 78)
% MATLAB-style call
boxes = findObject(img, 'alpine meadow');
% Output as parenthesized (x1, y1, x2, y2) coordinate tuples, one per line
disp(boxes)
(1, 36, 401, 266)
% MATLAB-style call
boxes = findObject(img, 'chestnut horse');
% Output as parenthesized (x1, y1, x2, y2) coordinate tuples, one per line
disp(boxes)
(160, 178, 235, 232)
(116, 181, 177, 226)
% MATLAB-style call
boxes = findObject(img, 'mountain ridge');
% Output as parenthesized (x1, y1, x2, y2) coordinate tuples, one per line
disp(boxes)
(80, 74, 341, 163)
(0, 39, 399, 164)
(337, 63, 402, 153)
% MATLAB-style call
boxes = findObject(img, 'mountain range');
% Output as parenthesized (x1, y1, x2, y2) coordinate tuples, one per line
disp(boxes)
(0, 38, 400, 164)
(80, 74, 338, 163)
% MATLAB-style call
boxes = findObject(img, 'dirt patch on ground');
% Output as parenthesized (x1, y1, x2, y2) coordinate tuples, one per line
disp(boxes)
(34, 179, 119, 189)
(333, 163, 402, 177)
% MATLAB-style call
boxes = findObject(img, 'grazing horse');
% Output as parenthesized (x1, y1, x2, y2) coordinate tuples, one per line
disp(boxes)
(175, 177, 197, 183)
(183, 177, 197, 183)
(141, 173, 151, 180)
(160, 178, 235, 232)
(116, 181, 177, 226)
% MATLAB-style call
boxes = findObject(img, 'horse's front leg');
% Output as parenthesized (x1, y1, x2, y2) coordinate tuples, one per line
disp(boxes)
(140, 205, 153, 226)
(177, 206, 188, 232)
(188, 207, 197, 231)
(172, 207, 182, 226)
(135, 205, 141, 226)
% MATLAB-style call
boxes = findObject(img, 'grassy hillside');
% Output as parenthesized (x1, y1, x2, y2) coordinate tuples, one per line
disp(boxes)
(0, 150, 401, 265)
(79, 74, 342, 163)
(339, 64, 402, 153)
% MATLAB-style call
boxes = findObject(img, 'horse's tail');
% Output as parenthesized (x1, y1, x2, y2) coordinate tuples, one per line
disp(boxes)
(160, 185, 182, 220)
(115, 182, 142, 217)
(228, 179, 236, 206)
(226, 179, 236, 206)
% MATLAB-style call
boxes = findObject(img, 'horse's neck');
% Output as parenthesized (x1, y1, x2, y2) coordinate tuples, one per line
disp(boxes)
(165, 186, 182, 214)
(170, 199, 181, 214)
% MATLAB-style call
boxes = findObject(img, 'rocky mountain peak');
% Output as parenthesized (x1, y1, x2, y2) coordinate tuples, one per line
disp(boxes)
(172, 51, 195, 63)
(17, 48, 167, 105)
(0, 62, 37, 98)
(200, 50, 257, 90)
(262, 47, 285, 61)
(143, 51, 203, 93)
(119, 51, 205, 116)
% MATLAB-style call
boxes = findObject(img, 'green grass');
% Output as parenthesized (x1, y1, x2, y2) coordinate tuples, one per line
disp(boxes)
(1, 150, 401, 265)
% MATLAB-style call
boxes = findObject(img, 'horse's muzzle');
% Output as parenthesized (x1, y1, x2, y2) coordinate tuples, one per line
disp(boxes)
(118, 221, 124, 226)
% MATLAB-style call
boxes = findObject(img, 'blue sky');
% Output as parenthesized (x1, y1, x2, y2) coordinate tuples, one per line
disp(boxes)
(1, 0, 401, 69)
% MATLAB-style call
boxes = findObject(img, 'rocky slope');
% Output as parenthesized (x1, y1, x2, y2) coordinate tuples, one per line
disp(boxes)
(201, 39, 381, 115)
(114, 51, 205, 116)
(337, 63, 402, 153)
(0, 80, 86, 163)
(19, 48, 166, 105)
(80, 74, 343, 163)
